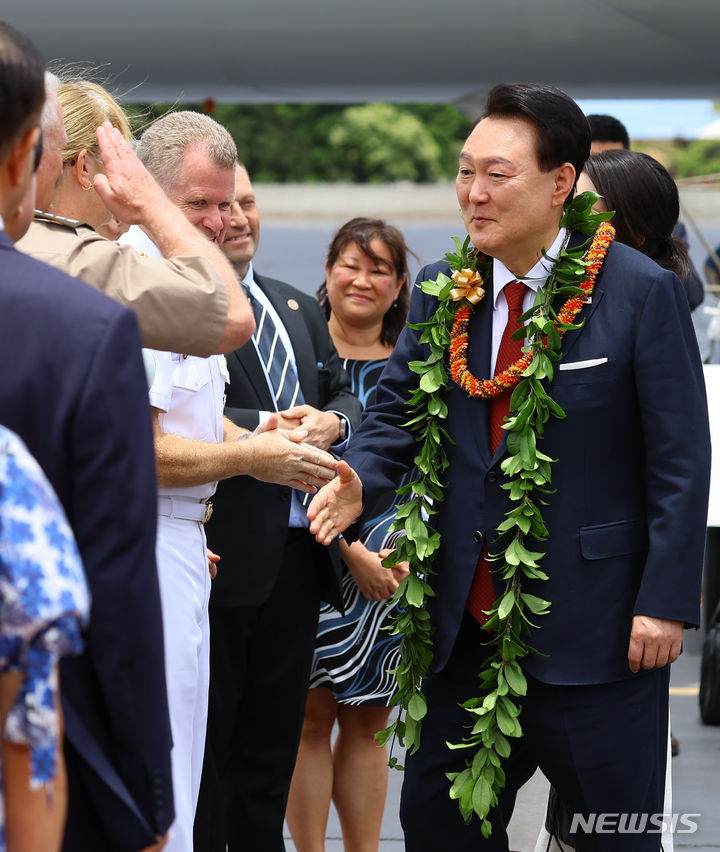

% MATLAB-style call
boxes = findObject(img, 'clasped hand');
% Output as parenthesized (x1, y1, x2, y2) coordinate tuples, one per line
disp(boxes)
(247, 413, 336, 492)
(276, 405, 341, 452)
(343, 543, 410, 601)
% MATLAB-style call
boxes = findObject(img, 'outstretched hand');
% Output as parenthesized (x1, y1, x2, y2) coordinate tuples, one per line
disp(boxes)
(307, 460, 362, 545)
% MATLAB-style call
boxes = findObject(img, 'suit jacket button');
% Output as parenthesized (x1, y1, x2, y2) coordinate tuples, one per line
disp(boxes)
(473, 530, 483, 544)
(487, 470, 497, 483)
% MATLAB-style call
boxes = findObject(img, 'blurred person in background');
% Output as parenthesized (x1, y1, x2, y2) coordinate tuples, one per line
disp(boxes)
(586, 113, 630, 153)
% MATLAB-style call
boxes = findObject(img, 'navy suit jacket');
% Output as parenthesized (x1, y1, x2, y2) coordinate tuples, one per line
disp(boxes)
(343, 236, 711, 685)
(0, 233, 173, 850)
(206, 272, 362, 609)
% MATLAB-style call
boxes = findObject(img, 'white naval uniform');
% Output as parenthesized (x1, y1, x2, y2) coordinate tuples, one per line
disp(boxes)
(122, 223, 230, 852)
(146, 348, 229, 852)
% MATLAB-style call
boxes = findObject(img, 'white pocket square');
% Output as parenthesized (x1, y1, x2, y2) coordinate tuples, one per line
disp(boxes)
(559, 357, 608, 371)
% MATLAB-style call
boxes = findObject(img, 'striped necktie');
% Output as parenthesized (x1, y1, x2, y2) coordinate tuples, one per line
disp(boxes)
(245, 284, 309, 522)
(247, 287, 304, 410)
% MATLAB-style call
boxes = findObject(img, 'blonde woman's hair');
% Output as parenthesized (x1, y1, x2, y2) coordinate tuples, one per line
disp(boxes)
(135, 110, 237, 191)
(57, 79, 133, 164)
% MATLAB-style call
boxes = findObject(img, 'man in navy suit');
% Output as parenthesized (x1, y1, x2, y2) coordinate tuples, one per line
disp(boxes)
(0, 21, 172, 852)
(308, 83, 710, 850)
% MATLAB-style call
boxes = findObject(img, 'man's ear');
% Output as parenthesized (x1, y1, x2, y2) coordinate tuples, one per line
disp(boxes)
(552, 162, 577, 208)
(5, 125, 40, 190)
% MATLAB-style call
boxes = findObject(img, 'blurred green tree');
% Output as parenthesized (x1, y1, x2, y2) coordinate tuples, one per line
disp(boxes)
(124, 101, 471, 182)
(328, 102, 444, 183)
(673, 140, 720, 178)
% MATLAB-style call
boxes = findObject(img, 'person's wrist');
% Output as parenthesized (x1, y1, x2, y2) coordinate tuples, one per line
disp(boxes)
(335, 414, 347, 442)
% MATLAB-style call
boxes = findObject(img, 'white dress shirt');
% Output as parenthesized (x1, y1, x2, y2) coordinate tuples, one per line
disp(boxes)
(490, 228, 567, 376)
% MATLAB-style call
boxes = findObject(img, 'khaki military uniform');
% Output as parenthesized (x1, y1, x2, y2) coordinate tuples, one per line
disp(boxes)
(16, 213, 228, 356)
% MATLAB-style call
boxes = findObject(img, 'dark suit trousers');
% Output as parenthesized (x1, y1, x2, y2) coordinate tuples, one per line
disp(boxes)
(194, 530, 325, 852)
(400, 612, 669, 852)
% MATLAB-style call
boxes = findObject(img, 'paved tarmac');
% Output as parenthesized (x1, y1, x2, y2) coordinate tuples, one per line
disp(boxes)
(283, 651, 720, 851)
(258, 182, 720, 851)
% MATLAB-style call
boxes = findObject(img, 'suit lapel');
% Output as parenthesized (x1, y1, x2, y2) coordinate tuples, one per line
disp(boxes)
(554, 229, 607, 363)
(556, 287, 605, 363)
(230, 344, 276, 410)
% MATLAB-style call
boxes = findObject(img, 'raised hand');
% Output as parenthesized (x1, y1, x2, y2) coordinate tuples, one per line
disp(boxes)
(93, 122, 170, 224)
(307, 460, 362, 545)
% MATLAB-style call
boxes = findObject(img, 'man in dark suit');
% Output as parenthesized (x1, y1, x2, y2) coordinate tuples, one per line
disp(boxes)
(0, 22, 172, 852)
(194, 163, 362, 852)
(308, 84, 710, 850)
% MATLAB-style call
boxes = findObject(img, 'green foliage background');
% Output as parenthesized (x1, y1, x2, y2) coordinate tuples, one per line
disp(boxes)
(125, 101, 720, 182)
(125, 102, 471, 182)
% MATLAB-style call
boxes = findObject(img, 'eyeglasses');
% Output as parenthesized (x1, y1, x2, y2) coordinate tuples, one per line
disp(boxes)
(32, 130, 43, 173)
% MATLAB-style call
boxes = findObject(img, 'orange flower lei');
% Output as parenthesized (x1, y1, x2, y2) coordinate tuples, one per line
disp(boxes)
(449, 221, 615, 398)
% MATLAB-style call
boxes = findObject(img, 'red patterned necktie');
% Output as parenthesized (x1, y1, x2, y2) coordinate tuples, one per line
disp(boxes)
(467, 280, 527, 625)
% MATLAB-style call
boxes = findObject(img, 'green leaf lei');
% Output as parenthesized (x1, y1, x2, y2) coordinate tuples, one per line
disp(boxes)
(376, 192, 613, 837)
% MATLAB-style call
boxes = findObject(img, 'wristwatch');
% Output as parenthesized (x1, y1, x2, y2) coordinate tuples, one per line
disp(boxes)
(336, 414, 347, 442)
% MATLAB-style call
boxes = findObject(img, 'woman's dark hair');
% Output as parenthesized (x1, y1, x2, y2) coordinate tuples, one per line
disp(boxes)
(481, 83, 591, 201)
(584, 150, 691, 279)
(317, 217, 412, 347)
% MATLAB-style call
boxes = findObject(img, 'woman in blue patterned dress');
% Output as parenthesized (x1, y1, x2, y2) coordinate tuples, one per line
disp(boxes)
(0, 426, 88, 852)
(287, 218, 413, 852)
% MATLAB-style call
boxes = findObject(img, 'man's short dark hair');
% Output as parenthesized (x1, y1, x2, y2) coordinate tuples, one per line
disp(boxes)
(482, 83, 591, 197)
(586, 114, 630, 149)
(0, 21, 45, 161)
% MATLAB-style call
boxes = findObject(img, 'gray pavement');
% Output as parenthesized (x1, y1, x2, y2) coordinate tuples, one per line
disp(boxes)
(283, 651, 720, 851)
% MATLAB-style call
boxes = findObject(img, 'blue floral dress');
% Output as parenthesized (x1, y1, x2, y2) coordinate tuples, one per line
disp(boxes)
(309, 358, 410, 705)
(0, 426, 89, 850)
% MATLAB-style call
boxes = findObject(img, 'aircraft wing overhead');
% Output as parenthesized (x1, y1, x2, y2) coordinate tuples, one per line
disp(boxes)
(5, 0, 720, 104)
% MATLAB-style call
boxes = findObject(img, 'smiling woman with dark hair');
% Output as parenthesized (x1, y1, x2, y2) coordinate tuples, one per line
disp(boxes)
(287, 217, 414, 852)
